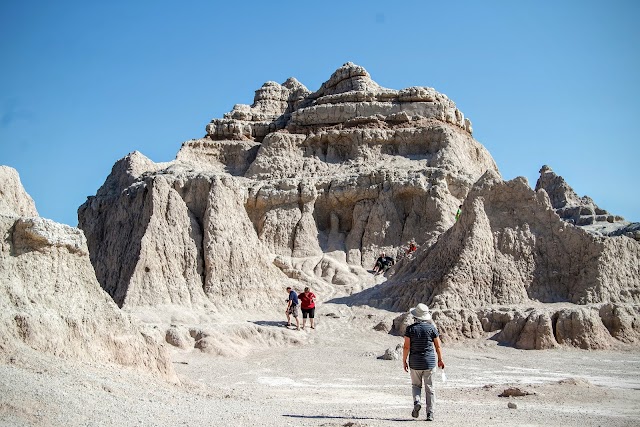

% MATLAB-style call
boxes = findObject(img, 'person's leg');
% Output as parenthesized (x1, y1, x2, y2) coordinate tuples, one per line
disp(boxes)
(423, 369, 435, 420)
(301, 309, 308, 329)
(309, 307, 315, 328)
(410, 369, 423, 418)
(293, 305, 300, 330)
(286, 307, 291, 326)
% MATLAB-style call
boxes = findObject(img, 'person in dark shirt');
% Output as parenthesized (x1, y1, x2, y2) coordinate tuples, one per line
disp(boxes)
(285, 287, 300, 330)
(373, 252, 395, 275)
(402, 303, 445, 421)
(373, 253, 386, 274)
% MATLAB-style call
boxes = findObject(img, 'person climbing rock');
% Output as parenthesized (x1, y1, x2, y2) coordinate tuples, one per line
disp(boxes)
(455, 205, 462, 222)
(373, 252, 394, 275)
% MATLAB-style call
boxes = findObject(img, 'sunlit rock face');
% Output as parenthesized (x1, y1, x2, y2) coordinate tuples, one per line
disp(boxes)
(80, 62, 497, 311)
(78, 63, 639, 350)
(0, 166, 176, 381)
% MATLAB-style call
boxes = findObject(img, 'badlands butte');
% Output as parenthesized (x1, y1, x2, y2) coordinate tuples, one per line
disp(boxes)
(1, 62, 640, 426)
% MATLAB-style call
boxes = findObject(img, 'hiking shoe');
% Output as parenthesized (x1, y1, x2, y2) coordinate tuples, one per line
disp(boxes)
(426, 411, 434, 421)
(411, 403, 421, 418)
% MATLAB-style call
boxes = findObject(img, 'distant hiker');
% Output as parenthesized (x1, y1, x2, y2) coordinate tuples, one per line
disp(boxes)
(298, 287, 317, 330)
(373, 252, 386, 274)
(381, 254, 395, 274)
(402, 303, 445, 421)
(455, 205, 462, 222)
(373, 252, 395, 275)
(285, 286, 300, 330)
(407, 240, 417, 254)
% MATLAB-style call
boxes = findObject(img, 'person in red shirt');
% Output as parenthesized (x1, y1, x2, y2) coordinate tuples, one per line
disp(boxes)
(298, 287, 316, 330)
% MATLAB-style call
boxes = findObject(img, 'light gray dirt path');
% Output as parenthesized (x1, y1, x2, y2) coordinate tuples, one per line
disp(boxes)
(172, 302, 640, 427)
(1, 303, 639, 426)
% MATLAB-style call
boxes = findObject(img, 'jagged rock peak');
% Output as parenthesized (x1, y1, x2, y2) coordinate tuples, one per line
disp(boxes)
(205, 62, 473, 141)
(96, 151, 170, 198)
(535, 165, 583, 209)
(223, 79, 310, 120)
(535, 165, 627, 230)
(0, 165, 38, 217)
(206, 77, 311, 141)
(310, 62, 385, 98)
(346, 159, 640, 349)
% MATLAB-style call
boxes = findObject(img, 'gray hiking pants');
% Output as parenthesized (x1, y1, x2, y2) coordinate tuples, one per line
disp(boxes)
(410, 368, 435, 413)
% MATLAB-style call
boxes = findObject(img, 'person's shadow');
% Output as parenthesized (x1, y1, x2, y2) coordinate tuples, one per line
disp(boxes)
(283, 414, 412, 422)
(252, 320, 288, 327)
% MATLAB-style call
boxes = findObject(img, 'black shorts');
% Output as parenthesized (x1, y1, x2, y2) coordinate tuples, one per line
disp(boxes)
(301, 307, 315, 318)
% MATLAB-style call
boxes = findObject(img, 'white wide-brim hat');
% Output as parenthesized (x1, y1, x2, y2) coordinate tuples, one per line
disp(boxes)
(410, 303, 432, 321)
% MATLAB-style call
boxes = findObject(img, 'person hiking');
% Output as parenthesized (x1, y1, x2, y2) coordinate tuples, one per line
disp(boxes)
(380, 254, 395, 274)
(298, 287, 316, 330)
(402, 303, 445, 421)
(285, 286, 300, 330)
(455, 205, 462, 222)
(373, 252, 386, 274)
(373, 252, 395, 275)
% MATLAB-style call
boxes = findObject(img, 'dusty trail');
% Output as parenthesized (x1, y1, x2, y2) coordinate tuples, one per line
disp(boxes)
(2, 295, 640, 427)
(2, 274, 639, 427)
(168, 297, 640, 427)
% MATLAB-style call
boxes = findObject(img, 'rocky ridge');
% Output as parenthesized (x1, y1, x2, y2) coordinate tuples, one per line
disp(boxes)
(0, 166, 176, 381)
(75, 63, 640, 351)
(374, 169, 639, 349)
(80, 63, 497, 312)
(536, 165, 639, 240)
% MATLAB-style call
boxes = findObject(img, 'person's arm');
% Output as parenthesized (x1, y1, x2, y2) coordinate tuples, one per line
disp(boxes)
(434, 336, 445, 369)
(402, 336, 411, 372)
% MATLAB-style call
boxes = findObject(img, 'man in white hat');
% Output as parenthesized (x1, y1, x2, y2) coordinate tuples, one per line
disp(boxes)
(402, 303, 445, 421)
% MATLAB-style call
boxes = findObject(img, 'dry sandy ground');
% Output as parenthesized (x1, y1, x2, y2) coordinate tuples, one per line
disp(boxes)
(1, 301, 639, 427)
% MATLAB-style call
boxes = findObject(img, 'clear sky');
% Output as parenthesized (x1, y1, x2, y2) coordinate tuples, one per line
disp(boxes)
(1, 1, 638, 226)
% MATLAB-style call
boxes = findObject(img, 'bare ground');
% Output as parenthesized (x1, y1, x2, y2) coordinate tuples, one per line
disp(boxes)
(1, 300, 639, 427)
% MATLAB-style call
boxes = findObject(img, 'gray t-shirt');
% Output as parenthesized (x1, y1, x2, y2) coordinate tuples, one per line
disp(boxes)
(404, 321, 439, 370)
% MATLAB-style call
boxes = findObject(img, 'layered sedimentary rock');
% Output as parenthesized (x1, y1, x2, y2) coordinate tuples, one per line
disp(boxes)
(381, 170, 640, 310)
(378, 169, 640, 349)
(78, 62, 640, 350)
(80, 62, 497, 310)
(0, 167, 175, 380)
(536, 165, 639, 241)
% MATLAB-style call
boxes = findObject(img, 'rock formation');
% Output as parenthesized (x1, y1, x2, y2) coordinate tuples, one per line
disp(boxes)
(0, 166, 176, 380)
(0, 166, 38, 217)
(77, 63, 640, 350)
(535, 165, 639, 241)
(80, 62, 497, 312)
(379, 169, 640, 349)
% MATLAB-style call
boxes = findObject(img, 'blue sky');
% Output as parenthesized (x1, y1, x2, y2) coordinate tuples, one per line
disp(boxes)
(1, 1, 638, 226)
